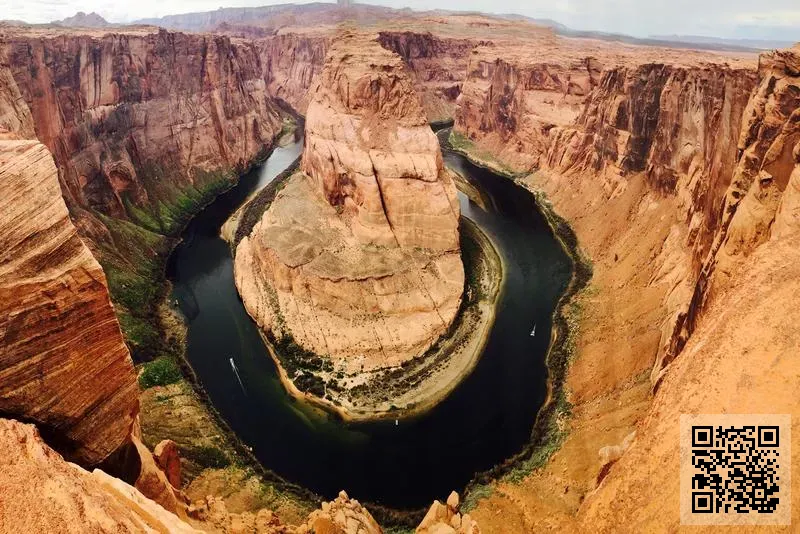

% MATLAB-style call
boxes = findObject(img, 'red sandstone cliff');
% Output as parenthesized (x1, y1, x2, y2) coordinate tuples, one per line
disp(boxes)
(0, 28, 283, 230)
(0, 138, 138, 466)
(454, 41, 761, 382)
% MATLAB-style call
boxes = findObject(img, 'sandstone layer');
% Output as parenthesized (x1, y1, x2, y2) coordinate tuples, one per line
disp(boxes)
(0, 419, 200, 534)
(450, 36, 800, 533)
(235, 33, 464, 375)
(0, 26, 286, 359)
(0, 139, 138, 466)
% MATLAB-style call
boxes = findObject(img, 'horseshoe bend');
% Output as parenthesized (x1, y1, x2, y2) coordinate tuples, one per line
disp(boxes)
(0, 4, 799, 533)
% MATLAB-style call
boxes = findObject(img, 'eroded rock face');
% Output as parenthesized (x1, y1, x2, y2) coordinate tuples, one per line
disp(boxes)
(257, 33, 330, 113)
(235, 33, 463, 372)
(1, 27, 283, 239)
(0, 139, 138, 466)
(454, 43, 762, 383)
(0, 418, 201, 533)
(377, 31, 477, 122)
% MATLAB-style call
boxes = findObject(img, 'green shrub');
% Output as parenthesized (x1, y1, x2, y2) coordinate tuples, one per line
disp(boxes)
(138, 357, 182, 389)
(183, 445, 230, 469)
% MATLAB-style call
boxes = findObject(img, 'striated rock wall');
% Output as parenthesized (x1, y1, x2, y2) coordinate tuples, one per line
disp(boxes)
(1, 28, 283, 230)
(235, 32, 464, 372)
(0, 139, 138, 466)
(455, 45, 602, 171)
(377, 31, 478, 122)
(257, 33, 329, 113)
(455, 43, 761, 382)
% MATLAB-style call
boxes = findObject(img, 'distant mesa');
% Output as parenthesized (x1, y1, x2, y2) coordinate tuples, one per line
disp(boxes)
(53, 11, 110, 28)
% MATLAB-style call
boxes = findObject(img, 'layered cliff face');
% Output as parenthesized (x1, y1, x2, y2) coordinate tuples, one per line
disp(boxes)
(1, 28, 283, 228)
(455, 45, 602, 171)
(235, 32, 463, 374)
(257, 32, 329, 113)
(0, 139, 138, 465)
(454, 39, 800, 533)
(377, 31, 477, 122)
(455, 43, 760, 382)
(0, 26, 285, 359)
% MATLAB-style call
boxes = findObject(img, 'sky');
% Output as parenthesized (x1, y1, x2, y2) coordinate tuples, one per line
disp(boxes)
(2, 0, 799, 40)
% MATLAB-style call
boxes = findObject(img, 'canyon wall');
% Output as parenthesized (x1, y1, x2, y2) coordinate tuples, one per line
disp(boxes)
(235, 32, 464, 372)
(0, 27, 286, 359)
(1, 28, 283, 232)
(377, 31, 477, 122)
(256, 32, 329, 113)
(0, 138, 138, 465)
(454, 43, 760, 381)
(455, 38, 800, 534)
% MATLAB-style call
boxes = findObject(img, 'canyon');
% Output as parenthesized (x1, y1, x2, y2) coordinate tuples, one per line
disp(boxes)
(0, 4, 798, 533)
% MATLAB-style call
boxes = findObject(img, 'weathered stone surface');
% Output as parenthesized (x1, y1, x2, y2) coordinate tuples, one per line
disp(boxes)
(377, 31, 476, 122)
(154, 439, 182, 489)
(0, 28, 283, 224)
(297, 491, 381, 534)
(257, 33, 330, 113)
(132, 436, 187, 517)
(0, 139, 138, 466)
(417, 492, 480, 534)
(454, 41, 761, 384)
(235, 33, 463, 371)
(0, 418, 201, 533)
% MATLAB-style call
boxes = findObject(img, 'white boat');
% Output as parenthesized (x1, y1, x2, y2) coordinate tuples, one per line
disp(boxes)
(530, 324, 536, 337)
(230, 357, 247, 394)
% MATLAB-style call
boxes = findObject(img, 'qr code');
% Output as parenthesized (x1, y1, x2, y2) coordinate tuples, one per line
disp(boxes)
(681, 415, 791, 526)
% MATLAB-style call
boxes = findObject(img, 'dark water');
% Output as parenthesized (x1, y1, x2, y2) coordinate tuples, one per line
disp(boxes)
(167, 137, 572, 510)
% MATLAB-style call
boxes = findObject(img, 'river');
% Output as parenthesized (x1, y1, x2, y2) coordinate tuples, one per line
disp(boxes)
(167, 134, 572, 510)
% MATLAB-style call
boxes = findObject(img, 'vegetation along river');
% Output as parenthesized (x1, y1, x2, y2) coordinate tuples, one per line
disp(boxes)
(166, 132, 572, 510)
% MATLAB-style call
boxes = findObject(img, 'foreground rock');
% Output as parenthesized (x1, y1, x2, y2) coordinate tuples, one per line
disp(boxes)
(235, 33, 464, 380)
(0, 419, 200, 533)
(417, 491, 480, 534)
(0, 138, 138, 466)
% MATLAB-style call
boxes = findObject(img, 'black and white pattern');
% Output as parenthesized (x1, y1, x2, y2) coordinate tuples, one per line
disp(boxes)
(690, 425, 781, 514)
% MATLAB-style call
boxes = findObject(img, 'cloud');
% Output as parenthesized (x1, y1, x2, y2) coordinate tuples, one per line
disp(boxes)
(4, 0, 800, 40)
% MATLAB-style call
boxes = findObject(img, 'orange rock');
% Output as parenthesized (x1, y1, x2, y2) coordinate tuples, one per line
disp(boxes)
(235, 32, 464, 373)
(0, 139, 138, 466)
(0, 418, 200, 533)
(154, 439, 182, 489)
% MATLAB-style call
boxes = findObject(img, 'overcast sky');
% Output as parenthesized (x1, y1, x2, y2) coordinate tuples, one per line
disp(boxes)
(3, 0, 800, 40)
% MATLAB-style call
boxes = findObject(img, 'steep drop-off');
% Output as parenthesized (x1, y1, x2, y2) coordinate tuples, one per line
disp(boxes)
(452, 35, 800, 534)
(0, 26, 285, 359)
(0, 138, 138, 466)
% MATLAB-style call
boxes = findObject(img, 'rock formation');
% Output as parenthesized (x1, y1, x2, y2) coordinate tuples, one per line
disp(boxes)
(377, 31, 477, 122)
(0, 418, 200, 533)
(449, 33, 800, 533)
(257, 33, 330, 113)
(417, 491, 480, 534)
(1, 28, 283, 230)
(235, 32, 464, 374)
(0, 138, 138, 466)
(453, 40, 761, 382)
(297, 491, 381, 534)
